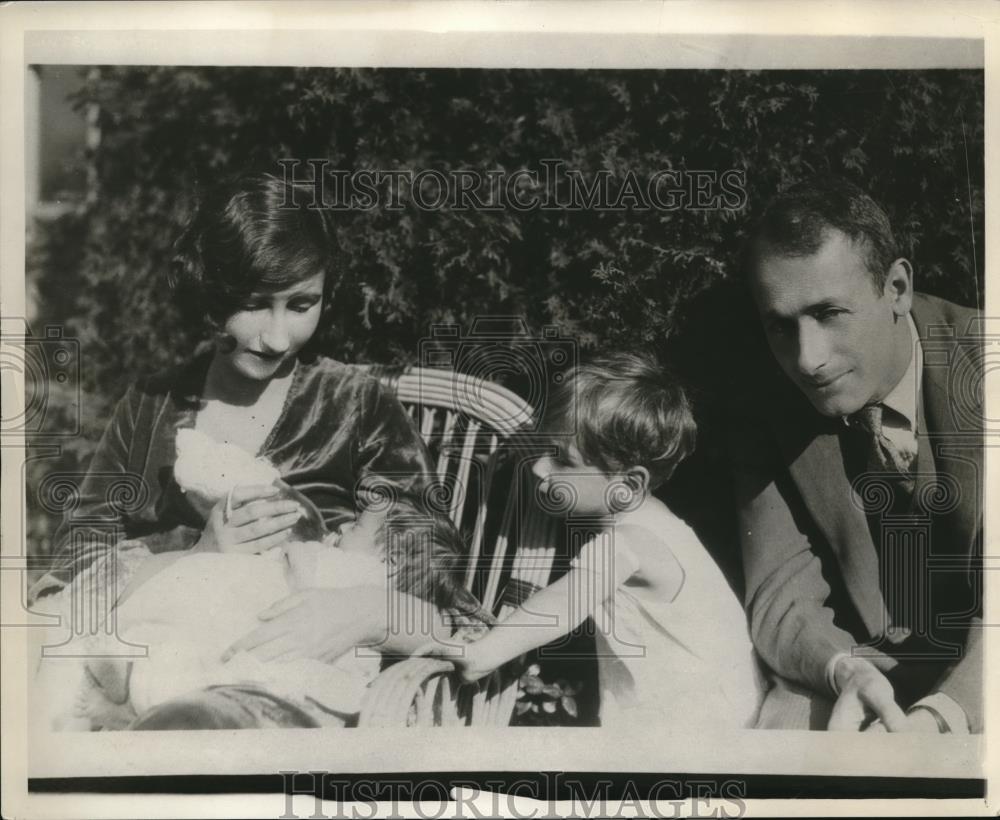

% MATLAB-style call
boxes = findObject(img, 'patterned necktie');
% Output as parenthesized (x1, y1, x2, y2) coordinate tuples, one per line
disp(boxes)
(849, 403, 915, 497)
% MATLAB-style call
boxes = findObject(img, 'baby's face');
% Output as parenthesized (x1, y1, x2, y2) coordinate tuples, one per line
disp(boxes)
(337, 511, 384, 554)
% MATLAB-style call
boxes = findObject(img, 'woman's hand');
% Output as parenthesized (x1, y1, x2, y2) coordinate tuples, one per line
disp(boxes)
(221, 587, 381, 663)
(194, 484, 304, 555)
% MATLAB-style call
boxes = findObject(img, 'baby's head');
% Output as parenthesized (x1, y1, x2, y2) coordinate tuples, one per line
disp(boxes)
(343, 492, 485, 619)
(336, 508, 386, 554)
(534, 350, 697, 516)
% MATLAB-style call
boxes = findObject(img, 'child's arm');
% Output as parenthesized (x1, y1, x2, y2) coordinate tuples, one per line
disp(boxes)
(455, 530, 644, 681)
(455, 570, 588, 680)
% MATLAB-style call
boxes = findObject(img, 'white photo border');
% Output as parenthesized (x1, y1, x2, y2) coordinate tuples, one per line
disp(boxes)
(2, 2, 996, 818)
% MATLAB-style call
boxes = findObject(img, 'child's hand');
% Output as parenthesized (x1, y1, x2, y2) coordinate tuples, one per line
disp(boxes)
(454, 642, 499, 683)
(415, 640, 496, 684)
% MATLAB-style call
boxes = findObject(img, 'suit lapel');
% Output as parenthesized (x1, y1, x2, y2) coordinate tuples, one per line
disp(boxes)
(772, 295, 983, 638)
(777, 422, 889, 635)
(758, 294, 981, 645)
(911, 297, 982, 556)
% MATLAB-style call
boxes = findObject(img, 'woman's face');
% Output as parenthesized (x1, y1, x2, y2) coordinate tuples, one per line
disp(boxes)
(218, 272, 325, 381)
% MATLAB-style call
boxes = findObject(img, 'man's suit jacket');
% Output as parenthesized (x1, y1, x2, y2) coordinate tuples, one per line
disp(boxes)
(733, 293, 983, 731)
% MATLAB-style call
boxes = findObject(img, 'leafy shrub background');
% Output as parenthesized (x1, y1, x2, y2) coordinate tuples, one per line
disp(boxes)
(26, 67, 983, 724)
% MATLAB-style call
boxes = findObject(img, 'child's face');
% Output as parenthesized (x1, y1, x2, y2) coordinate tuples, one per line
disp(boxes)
(532, 443, 624, 516)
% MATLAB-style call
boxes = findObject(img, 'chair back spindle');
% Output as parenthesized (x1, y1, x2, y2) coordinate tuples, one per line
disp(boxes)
(358, 366, 557, 726)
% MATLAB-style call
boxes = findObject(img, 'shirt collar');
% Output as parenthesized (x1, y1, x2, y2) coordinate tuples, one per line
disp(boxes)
(879, 313, 921, 432)
(841, 313, 921, 432)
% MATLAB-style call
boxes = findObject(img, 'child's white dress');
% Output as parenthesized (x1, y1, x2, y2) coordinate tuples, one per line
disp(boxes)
(573, 502, 764, 730)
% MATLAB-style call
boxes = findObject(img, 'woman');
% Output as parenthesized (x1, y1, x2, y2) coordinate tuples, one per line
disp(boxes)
(31, 172, 449, 728)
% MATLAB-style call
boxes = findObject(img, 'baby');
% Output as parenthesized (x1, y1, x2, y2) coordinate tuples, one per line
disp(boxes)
(449, 351, 765, 730)
(45, 431, 479, 730)
(72, 513, 388, 729)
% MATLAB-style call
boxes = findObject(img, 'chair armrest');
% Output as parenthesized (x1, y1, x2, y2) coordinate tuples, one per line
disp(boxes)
(357, 657, 459, 727)
(358, 653, 533, 727)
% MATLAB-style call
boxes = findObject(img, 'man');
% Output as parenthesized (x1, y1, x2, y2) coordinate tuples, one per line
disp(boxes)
(734, 177, 982, 733)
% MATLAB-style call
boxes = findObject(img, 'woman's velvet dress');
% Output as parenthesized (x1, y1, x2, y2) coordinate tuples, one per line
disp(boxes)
(31, 352, 436, 728)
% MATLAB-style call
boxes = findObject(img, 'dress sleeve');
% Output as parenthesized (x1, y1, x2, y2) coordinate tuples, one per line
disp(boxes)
(30, 381, 197, 602)
(352, 375, 436, 504)
(30, 386, 143, 600)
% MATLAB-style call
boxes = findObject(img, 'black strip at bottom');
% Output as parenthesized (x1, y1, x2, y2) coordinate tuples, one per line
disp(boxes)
(29, 771, 986, 801)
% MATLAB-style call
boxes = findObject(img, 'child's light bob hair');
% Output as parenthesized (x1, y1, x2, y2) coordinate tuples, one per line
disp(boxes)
(541, 350, 697, 490)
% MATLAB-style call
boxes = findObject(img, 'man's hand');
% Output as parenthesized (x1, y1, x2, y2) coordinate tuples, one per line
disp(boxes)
(827, 656, 907, 731)
(863, 708, 942, 733)
(867, 694, 966, 734)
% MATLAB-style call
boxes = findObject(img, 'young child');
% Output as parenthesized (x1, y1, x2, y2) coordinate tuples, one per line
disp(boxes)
(46, 490, 481, 731)
(451, 351, 764, 730)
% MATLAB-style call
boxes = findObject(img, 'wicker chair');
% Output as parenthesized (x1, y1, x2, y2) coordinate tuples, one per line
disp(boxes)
(357, 366, 559, 726)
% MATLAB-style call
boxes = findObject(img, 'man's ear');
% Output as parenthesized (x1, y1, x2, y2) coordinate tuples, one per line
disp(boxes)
(884, 258, 914, 318)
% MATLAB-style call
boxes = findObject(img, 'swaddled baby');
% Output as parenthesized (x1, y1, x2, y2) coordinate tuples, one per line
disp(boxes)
(53, 431, 475, 730)
(72, 514, 388, 729)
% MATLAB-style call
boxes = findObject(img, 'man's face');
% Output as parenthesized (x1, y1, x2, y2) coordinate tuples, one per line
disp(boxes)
(751, 229, 911, 417)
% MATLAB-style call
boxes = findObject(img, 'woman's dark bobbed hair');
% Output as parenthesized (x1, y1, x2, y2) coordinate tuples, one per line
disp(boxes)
(169, 172, 338, 335)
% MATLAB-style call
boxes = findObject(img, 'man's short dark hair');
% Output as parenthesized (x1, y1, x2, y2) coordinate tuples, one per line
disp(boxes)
(746, 176, 899, 291)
